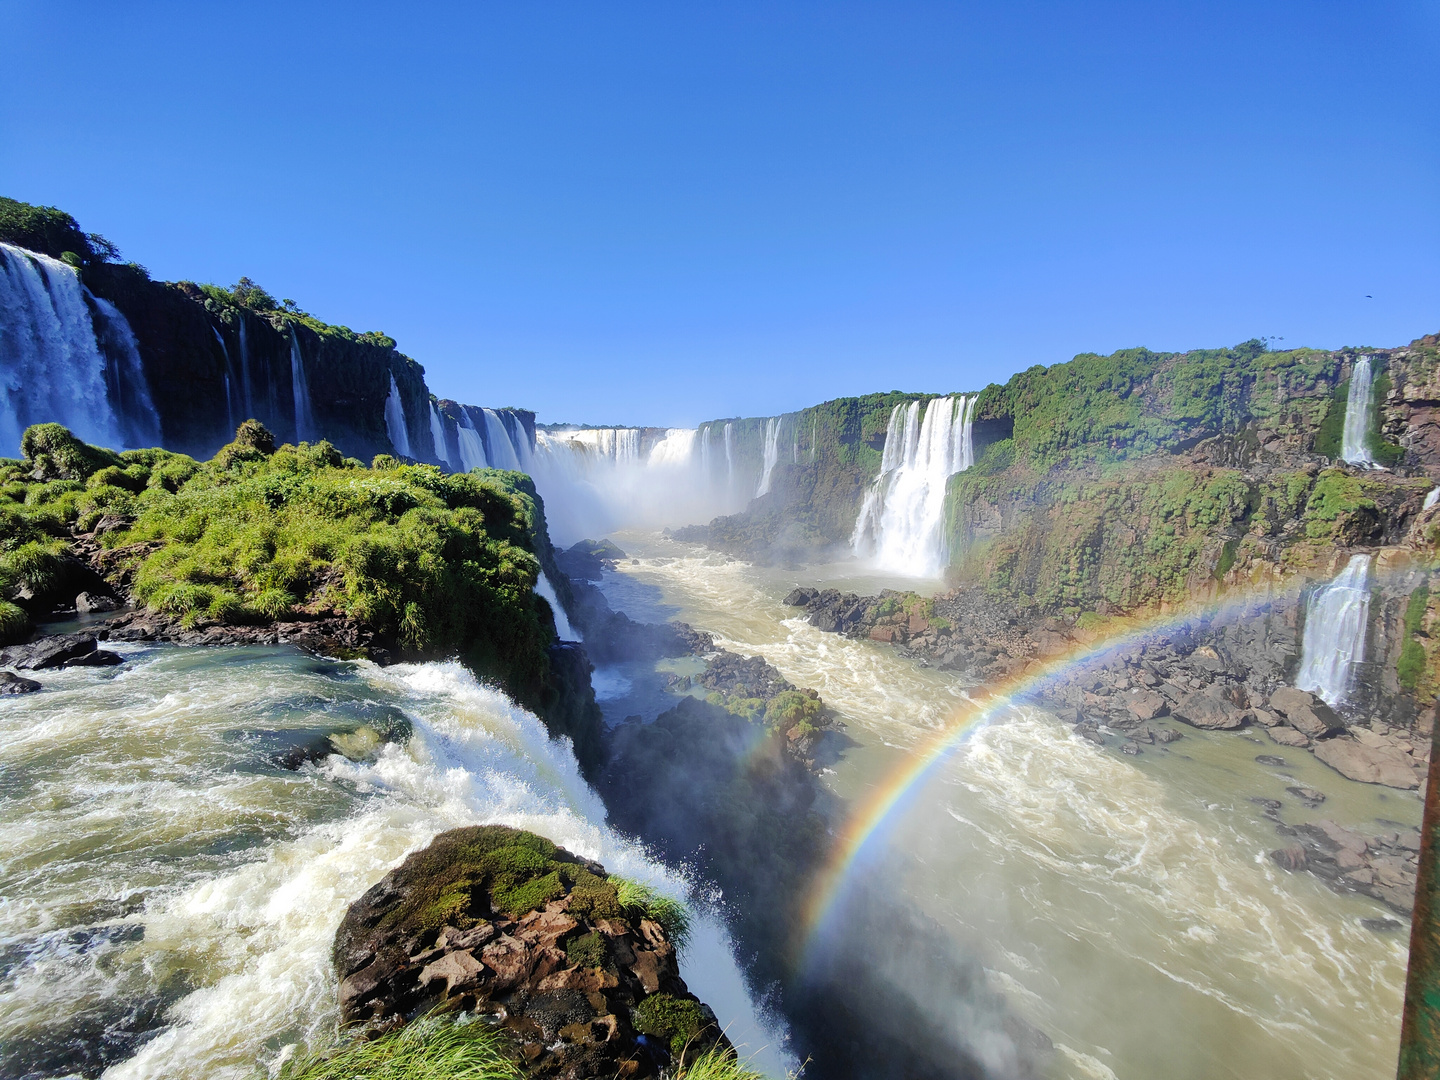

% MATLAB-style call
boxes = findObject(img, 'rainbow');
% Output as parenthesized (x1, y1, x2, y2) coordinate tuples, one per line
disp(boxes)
(797, 577, 1320, 966)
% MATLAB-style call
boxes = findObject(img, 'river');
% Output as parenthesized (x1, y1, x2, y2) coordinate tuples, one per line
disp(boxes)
(591, 532, 1421, 1080)
(0, 644, 787, 1080)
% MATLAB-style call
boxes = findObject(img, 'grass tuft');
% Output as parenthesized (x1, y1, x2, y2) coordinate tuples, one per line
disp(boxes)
(614, 877, 692, 952)
(280, 1015, 522, 1080)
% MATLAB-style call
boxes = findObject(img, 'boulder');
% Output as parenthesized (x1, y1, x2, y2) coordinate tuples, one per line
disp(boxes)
(74, 591, 121, 614)
(784, 587, 818, 607)
(1172, 693, 1245, 730)
(0, 634, 96, 670)
(1125, 690, 1169, 721)
(1268, 687, 1343, 738)
(1266, 726, 1310, 748)
(0, 670, 41, 694)
(332, 825, 724, 1074)
(1313, 736, 1419, 789)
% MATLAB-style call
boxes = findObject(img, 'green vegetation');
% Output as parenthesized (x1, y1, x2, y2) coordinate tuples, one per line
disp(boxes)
(0, 195, 120, 266)
(674, 1047, 770, 1080)
(1398, 586, 1432, 693)
(196, 277, 402, 354)
(614, 877, 693, 951)
(0, 424, 573, 714)
(281, 1014, 521, 1080)
(633, 993, 710, 1056)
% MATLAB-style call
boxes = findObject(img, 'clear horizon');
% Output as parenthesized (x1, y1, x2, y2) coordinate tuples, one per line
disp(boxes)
(2, 1, 1436, 426)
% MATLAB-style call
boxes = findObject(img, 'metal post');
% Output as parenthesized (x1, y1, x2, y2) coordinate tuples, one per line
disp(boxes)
(1399, 707, 1440, 1078)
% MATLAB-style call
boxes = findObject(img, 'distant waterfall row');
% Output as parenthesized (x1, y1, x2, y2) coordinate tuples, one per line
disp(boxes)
(852, 395, 976, 577)
(0, 243, 160, 456)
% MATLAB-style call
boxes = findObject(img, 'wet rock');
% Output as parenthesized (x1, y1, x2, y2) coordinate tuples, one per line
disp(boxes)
(1120, 742, 1141, 755)
(1286, 786, 1327, 808)
(1267, 687, 1343, 738)
(1362, 918, 1405, 933)
(1266, 725, 1310, 748)
(74, 591, 120, 614)
(1270, 845, 1308, 871)
(1172, 693, 1245, 730)
(63, 649, 124, 668)
(1125, 690, 1169, 721)
(1313, 736, 1419, 789)
(332, 825, 723, 1074)
(784, 587, 819, 607)
(0, 634, 97, 670)
(1255, 755, 1289, 768)
(0, 670, 41, 694)
(1155, 728, 1184, 744)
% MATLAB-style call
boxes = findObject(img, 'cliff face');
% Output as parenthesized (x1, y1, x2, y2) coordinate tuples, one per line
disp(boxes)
(684, 338, 1440, 721)
(85, 268, 437, 463)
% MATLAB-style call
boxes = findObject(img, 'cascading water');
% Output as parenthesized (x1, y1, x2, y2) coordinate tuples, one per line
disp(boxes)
(213, 328, 237, 431)
(236, 313, 255, 419)
(383, 372, 412, 458)
(724, 422, 735, 493)
(756, 417, 782, 497)
(1425, 486, 1440, 511)
(482, 408, 524, 471)
(0, 647, 786, 1079)
(455, 410, 489, 472)
(0, 242, 161, 455)
(429, 402, 454, 468)
(289, 328, 316, 443)
(1295, 554, 1372, 706)
(1341, 357, 1379, 468)
(852, 395, 976, 577)
(534, 571, 579, 640)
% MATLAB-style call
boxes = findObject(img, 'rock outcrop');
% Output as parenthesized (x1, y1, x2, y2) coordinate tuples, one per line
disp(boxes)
(333, 825, 722, 1077)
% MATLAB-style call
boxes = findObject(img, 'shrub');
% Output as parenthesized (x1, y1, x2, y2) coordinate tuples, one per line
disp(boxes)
(633, 993, 709, 1056)
(20, 423, 121, 480)
(614, 878, 691, 952)
(0, 600, 29, 644)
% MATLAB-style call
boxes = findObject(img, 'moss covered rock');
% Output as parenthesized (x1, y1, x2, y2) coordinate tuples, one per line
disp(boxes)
(331, 825, 722, 1076)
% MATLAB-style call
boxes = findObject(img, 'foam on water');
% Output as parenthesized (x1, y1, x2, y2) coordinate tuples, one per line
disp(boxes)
(0, 647, 788, 1080)
(599, 536, 1412, 1080)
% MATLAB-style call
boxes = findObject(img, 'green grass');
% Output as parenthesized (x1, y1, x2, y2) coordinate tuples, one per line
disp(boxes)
(676, 1047, 774, 1080)
(614, 877, 692, 952)
(281, 1015, 521, 1080)
(0, 422, 566, 710)
(1398, 586, 1432, 693)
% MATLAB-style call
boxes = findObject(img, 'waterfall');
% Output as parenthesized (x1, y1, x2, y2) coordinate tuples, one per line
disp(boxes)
(810, 418, 818, 463)
(1295, 554, 1372, 707)
(0, 242, 160, 455)
(724, 422, 734, 492)
(1425, 486, 1440, 511)
(482, 408, 524, 471)
(455, 410, 489, 472)
(756, 416, 781, 497)
(1341, 357, 1379, 468)
(236, 313, 255, 418)
(213, 328, 238, 431)
(289, 328, 316, 443)
(534, 570, 579, 641)
(852, 395, 976, 577)
(383, 372, 412, 458)
(429, 402, 453, 468)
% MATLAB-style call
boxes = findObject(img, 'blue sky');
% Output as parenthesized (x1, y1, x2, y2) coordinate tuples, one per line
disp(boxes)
(2, 2, 1436, 426)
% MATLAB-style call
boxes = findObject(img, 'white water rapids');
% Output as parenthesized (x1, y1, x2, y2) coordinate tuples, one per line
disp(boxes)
(0, 646, 788, 1080)
(587, 534, 1418, 1080)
